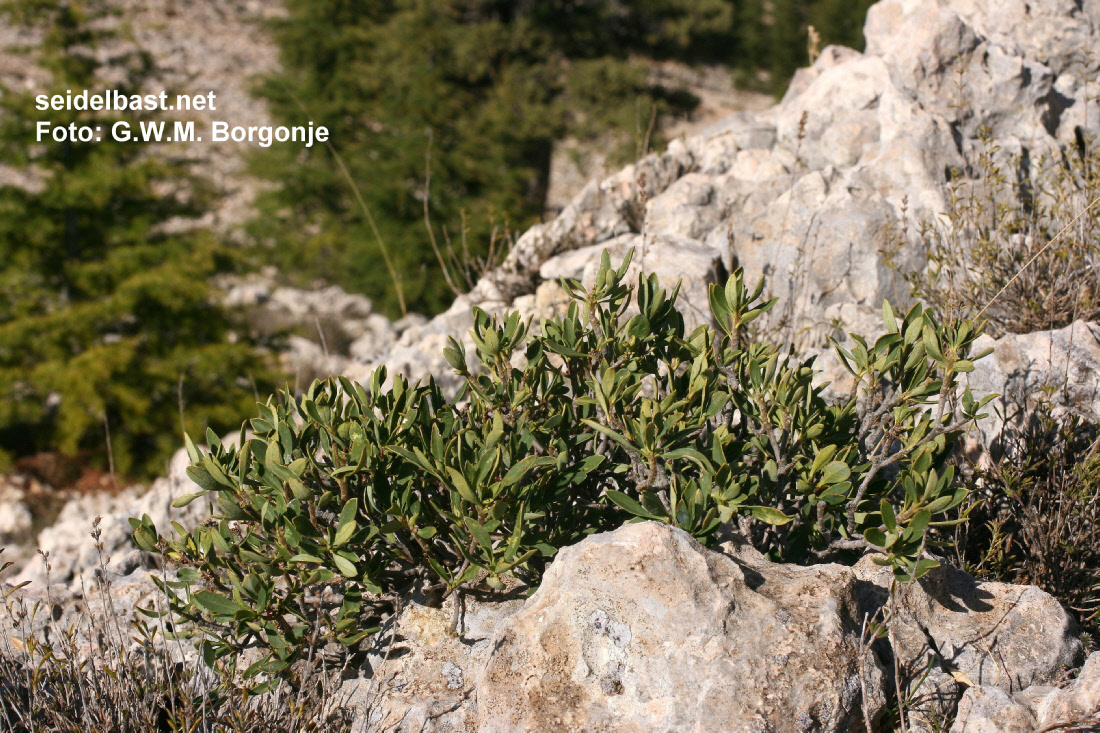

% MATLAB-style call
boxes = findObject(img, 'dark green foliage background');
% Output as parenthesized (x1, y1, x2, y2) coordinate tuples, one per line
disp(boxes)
(251, 0, 876, 316)
(0, 1, 275, 478)
(0, 0, 876, 478)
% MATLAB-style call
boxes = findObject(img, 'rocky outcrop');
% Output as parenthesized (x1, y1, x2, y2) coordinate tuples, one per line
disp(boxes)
(215, 268, 418, 387)
(321, 521, 1083, 732)
(3, 517, 1089, 733)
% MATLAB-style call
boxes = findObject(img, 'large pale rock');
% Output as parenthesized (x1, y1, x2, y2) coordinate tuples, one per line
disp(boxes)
(952, 654, 1100, 732)
(1032, 652, 1100, 728)
(348, 313, 398, 364)
(777, 55, 889, 171)
(477, 522, 885, 733)
(966, 321, 1100, 447)
(949, 685, 1038, 733)
(341, 588, 527, 732)
(854, 555, 1082, 727)
(644, 173, 721, 241)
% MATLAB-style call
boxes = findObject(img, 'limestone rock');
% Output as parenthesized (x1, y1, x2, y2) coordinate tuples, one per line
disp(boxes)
(951, 654, 1100, 733)
(949, 685, 1038, 733)
(477, 522, 886, 733)
(348, 314, 398, 364)
(853, 555, 1082, 726)
(341, 589, 527, 733)
(966, 321, 1100, 447)
(1033, 652, 1100, 729)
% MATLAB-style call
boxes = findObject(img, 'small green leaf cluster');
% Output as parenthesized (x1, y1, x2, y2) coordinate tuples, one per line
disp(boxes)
(132, 248, 994, 680)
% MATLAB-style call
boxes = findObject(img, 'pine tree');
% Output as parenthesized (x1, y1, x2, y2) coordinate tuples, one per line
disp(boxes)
(0, 0, 274, 479)
(251, 0, 724, 316)
(252, 0, 878, 316)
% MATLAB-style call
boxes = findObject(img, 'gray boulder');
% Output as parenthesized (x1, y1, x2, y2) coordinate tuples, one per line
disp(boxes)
(951, 652, 1100, 732)
(477, 522, 886, 733)
(853, 555, 1082, 729)
(949, 685, 1038, 733)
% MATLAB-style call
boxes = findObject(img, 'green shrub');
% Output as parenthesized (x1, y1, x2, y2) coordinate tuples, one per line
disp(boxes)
(132, 250, 993, 683)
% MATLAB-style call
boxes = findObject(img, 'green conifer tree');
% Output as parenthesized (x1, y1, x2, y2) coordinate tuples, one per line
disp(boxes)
(252, 0, 880, 316)
(252, 0, 728, 316)
(0, 0, 274, 479)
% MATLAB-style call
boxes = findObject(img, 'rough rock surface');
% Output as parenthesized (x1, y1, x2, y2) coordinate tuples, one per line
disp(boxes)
(965, 321, 1100, 446)
(331, 522, 1084, 733)
(1032, 652, 1100, 730)
(341, 587, 528, 732)
(0, 485, 32, 545)
(949, 685, 1039, 733)
(853, 554, 1083, 730)
(952, 652, 1100, 731)
(477, 522, 885, 733)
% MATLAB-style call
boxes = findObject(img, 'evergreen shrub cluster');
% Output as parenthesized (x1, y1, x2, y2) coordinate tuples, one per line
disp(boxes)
(133, 250, 994, 682)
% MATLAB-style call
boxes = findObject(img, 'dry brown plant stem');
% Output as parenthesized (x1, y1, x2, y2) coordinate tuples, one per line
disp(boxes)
(285, 89, 407, 316)
(424, 131, 465, 299)
(977, 193, 1100, 321)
